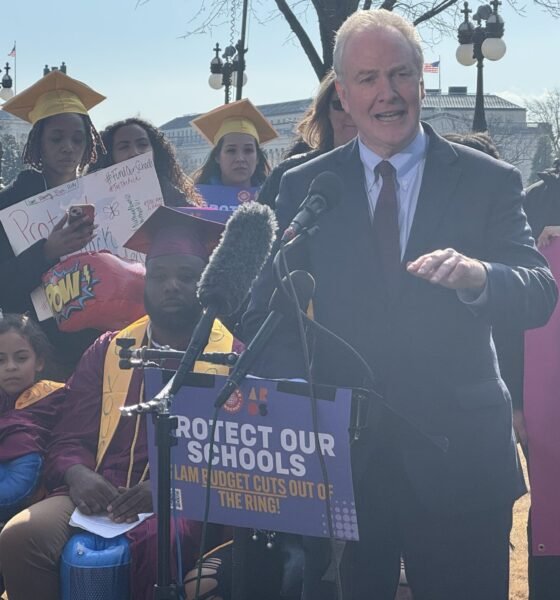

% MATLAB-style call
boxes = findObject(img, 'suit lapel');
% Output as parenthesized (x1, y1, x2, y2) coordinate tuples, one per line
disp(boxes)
(336, 141, 386, 276)
(336, 140, 372, 232)
(403, 126, 462, 264)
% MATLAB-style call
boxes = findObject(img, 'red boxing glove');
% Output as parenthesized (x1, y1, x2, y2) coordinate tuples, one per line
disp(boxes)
(42, 251, 146, 332)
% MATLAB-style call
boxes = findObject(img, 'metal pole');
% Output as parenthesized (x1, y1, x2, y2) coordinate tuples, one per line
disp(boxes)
(472, 35, 487, 133)
(472, 57, 487, 132)
(13, 42, 16, 94)
(235, 0, 249, 101)
(154, 411, 179, 599)
(224, 63, 232, 105)
(0, 140, 4, 190)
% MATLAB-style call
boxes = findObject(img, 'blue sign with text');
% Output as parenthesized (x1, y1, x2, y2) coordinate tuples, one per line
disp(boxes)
(145, 372, 359, 541)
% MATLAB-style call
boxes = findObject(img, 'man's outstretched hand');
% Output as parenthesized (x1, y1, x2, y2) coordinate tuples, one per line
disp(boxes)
(407, 248, 487, 293)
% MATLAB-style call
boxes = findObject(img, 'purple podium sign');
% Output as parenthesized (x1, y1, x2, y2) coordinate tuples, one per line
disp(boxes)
(188, 184, 259, 224)
(145, 371, 359, 541)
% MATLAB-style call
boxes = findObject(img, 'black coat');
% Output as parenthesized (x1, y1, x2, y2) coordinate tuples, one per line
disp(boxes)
(244, 125, 557, 514)
(524, 167, 560, 239)
(257, 150, 322, 210)
(493, 167, 560, 411)
(0, 169, 100, 378)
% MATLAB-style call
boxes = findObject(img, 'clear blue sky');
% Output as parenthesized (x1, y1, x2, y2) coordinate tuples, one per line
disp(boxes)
(2, 0, 558, 129)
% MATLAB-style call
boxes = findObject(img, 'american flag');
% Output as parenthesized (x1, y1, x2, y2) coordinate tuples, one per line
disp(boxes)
(423, 61, 440, 74)
(8, 44, 15, 58)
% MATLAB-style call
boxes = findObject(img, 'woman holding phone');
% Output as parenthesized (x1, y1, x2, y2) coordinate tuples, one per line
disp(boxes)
(0, 70, 105, 377)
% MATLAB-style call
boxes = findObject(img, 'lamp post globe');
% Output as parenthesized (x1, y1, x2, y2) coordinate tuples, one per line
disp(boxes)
(208, 73, 224, 90)
(456, 44, 477, 66)
(481, 37, 506, 60)
(456, 0, 506, 132)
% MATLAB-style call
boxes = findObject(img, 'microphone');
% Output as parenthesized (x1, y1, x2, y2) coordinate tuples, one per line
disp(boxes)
(168, 202, 277, 396)
(280, 171, 343, 244)
(214, 270, 315, 407)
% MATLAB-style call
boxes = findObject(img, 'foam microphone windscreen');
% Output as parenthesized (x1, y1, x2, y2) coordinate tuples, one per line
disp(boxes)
(197, 202, 277, 315)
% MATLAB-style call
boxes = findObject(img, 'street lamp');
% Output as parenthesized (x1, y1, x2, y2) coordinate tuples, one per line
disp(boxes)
(208, 42, 248, 105)
(456, 0, 506, 132)
(208, 0, 249, 104)
(0, 63, 14, 101)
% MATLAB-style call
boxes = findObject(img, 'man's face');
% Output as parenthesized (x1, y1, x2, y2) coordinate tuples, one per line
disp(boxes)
(144, 254, 205, 330)
(336, 27, 425, 158)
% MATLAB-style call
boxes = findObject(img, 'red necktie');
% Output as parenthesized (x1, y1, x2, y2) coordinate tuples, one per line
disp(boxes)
(373, 160, 401, 286)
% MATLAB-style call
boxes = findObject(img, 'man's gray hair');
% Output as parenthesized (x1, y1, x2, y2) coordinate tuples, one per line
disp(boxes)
(333, 9, 424, 81)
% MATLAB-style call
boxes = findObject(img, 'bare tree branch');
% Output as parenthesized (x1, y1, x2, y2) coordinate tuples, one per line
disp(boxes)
(533, 0, 560, 15)
(380, 0, 399, 10)
(157, 0, 559, 83)
(307, 0, 361, 73)
(274, 0, 326, 78)
(413, 0, 460, 25)
(176, 0, 230, 37)
(526, 89, 560, 156)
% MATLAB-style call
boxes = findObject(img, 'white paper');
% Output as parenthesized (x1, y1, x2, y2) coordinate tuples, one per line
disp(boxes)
(69, 508, 154, 539)
(30, 287, 53, 322)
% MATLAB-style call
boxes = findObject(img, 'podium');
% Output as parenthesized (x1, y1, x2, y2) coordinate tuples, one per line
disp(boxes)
(144, 370, 362, 542)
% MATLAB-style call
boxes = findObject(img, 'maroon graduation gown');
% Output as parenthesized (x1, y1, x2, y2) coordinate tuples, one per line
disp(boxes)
(44, 331, 201, 599)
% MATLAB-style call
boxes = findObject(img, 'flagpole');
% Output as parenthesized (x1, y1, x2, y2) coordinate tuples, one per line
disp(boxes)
(438, 55, 441, 92)
(13, 41, 16, 94)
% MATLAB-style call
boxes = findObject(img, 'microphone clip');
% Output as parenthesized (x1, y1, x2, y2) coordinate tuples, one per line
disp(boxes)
(121, 387, 173, 417)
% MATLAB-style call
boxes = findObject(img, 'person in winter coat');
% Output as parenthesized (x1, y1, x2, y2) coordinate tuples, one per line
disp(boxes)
(0, 70, 105, 378)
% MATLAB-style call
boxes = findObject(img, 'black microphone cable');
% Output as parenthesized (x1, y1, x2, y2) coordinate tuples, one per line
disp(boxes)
(275, 242, 448, 451)
(194, 271, 314, 600)
(277, 244, 345, 600)
(274, 245, 449, 600)
(193, 402, 224, 600)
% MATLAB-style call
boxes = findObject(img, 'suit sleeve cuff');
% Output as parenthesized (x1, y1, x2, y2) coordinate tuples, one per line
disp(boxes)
(457, 262, 490, 308)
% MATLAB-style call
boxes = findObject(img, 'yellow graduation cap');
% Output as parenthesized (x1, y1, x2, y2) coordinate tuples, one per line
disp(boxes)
(191, 98, 278, 146)
(1, 70, 105, 125)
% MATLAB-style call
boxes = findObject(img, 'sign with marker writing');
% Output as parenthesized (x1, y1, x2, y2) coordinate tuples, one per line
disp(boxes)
(145, 371, 359, 541)
(0, 152, 163, 319)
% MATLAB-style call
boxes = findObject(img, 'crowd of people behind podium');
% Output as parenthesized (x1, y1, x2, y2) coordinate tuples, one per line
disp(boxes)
(0, 8, 559, 600)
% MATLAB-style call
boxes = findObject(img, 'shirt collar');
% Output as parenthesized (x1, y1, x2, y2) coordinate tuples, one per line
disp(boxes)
(358, 126, 428, 179)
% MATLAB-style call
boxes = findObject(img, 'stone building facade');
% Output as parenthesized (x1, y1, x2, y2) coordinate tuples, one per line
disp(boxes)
(160, 88, 549, 185)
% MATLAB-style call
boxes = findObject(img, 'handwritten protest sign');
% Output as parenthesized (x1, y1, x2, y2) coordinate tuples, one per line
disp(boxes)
(524, 238, 560, 556)
(145, 371, 359, 541)
(0, 152, 163, 319)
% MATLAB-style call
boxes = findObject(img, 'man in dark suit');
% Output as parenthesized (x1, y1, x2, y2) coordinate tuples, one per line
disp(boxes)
(242, 9, 557, 600)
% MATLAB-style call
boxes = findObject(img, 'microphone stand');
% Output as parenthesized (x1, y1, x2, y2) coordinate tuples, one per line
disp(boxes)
(117, 342, 238, 600)
(118, 340, 180, 600)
